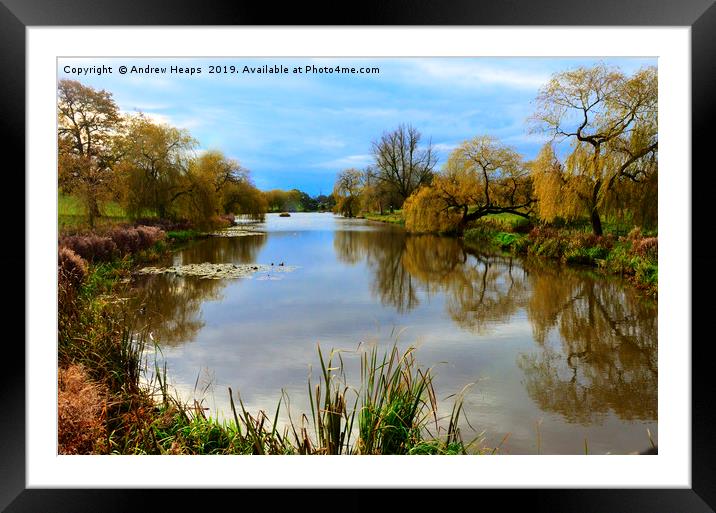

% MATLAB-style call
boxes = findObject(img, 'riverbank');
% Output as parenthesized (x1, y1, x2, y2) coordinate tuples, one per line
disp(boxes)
(363, 211, 405, 226)
(57, 219, 484, 455)
(463, 225, 657, 298)
(363, 211, 657, 299)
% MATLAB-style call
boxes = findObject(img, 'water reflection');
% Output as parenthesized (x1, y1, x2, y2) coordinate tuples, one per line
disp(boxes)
(171, 233, 267, 265)
(133, 215, 657, 440)
(334, 229, 419, 313)
(333, 227, 657, 423)
(131, 274, 226, 346)
(334, 231, 528, 332)
(519, 266, 657, 423)
(130, 233, 268, 346)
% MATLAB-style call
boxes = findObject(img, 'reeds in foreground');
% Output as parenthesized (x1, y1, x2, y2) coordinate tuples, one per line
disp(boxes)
(148, 341, 483, 455)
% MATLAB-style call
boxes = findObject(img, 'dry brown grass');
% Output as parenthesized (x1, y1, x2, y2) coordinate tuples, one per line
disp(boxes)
(58, 364, 108, 454)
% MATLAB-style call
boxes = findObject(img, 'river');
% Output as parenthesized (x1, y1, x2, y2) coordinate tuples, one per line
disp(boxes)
(130, 212, 657, 454)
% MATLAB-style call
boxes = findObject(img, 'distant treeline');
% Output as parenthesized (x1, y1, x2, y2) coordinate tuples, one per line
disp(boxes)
(261, 189, 335, 213)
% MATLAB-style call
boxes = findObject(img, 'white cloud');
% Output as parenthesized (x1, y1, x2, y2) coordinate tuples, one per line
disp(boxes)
(121, 108, 202, 130)
(405, 60, 550, 90)
(313, 136, 347, 150)
(432, 142, 458, 152)
(314, 154, 373, 169)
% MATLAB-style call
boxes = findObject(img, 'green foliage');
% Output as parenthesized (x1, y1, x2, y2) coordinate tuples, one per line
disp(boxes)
(472, 213, 532, 233)
(166, 230, 203, 243)
(364, 211, 405, 226)
(564, 246, 609, 265)
(492, 232, 522, 250)
(463, 222, 657, 294)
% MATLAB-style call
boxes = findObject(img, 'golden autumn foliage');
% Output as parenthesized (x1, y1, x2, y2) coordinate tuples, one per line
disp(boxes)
(404, 136, 533, 233)
(333, 168, 365, 217)
(403, 186, 462, 233)
(530, 64, 658, 234)
(58, 79, 123, 227)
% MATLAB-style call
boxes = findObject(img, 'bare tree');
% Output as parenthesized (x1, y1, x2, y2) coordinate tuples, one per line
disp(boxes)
(371, 124, 437, 206)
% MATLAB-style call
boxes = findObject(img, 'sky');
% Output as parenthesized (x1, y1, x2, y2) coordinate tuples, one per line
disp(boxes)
(58, 57, 656, 196)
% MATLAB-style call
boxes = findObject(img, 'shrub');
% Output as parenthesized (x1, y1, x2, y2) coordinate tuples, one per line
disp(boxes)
(627, 226, 643, 240)
(631, 237, 658, 260)
(564, 246, 609, 266)
(492, 232, 522, 250)
(58, 364, 107, 454)
(107, 226, 141, 254)
(60, 233, 118, 262)
(58, 246, 88, 291)
(107, 225, 166, 255)
(58, 247, 88, 334)
(135, 225, 166, 248)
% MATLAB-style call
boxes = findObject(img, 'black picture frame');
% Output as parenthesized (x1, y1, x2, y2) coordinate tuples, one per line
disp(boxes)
(3, 0, 714, 511)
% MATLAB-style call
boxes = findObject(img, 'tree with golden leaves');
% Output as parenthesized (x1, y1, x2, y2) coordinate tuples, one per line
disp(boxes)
(115, 113, 197, 220)
(530, 64, 657, 234)
(57, 80, 122, 227)
(404, 136, 534, 233)
(333, 168, 364, 218)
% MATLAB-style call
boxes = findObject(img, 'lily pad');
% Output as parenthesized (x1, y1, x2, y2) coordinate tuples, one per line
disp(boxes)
(135, 262, 297, 280)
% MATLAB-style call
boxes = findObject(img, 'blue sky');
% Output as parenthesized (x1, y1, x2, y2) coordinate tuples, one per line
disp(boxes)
(58, 57, 656, 196)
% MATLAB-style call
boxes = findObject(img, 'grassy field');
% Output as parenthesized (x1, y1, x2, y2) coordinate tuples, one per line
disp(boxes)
(363, 210, 405, 226)
(58, 193, 132, 230)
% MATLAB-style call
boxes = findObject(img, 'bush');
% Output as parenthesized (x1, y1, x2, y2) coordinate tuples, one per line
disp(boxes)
(60, 233, 118, 262)
(135, 225, 166, 248)
(564, 246, 609, 266)
(631, 237, 658, 260)
(58, 247, 88, 334)
(60, 226, 165, 262)
(463, 226, 493, 245)
(107, 226, 141, 254)
(58, 246, 88, 291)
(58, 364, 107, 454)
(107, 225, 166, 255)
(492, 232, 522, 249)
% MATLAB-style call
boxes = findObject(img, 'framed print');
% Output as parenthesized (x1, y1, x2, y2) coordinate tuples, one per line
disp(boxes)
(3, 0, 715, 511)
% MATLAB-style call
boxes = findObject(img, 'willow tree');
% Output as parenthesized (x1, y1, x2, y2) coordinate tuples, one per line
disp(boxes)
(404, 136, 534, 233)
(57, 79, 122, 227)
(115, 114, 197, 219)
(333, 168, 364, 218)
(530, 64, 658, 235)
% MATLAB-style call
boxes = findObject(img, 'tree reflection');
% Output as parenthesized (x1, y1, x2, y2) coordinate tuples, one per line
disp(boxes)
(130, 234, 267, 347)
(130, 274, 226, 346)
(333, 226, 657, 424)
(334, 229, 418, 312)
(333, 229, 526, 330)
(173, 234, 267, 265)
(403, 236, 528, 333)
(518, 265, 657, 423)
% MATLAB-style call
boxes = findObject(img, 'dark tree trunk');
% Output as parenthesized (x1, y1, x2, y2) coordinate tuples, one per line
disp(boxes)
(87, 197, 100, 228)
(590, 208, 603, 236)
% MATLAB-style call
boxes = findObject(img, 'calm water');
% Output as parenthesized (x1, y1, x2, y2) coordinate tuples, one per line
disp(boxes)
(132, 213, 657, 454)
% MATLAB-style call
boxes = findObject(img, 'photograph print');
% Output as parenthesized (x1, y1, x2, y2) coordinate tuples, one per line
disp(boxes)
(56, 56, 658, 456)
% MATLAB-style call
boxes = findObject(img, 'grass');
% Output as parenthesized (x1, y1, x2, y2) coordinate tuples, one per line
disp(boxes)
(364, 210, 405, 226)
(166, 230, 206, 243)
(463, 221, 658, 297)
(59, 192, 132, 230)
(60, 283, 486, 455)
(59, 251, 483, 455)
